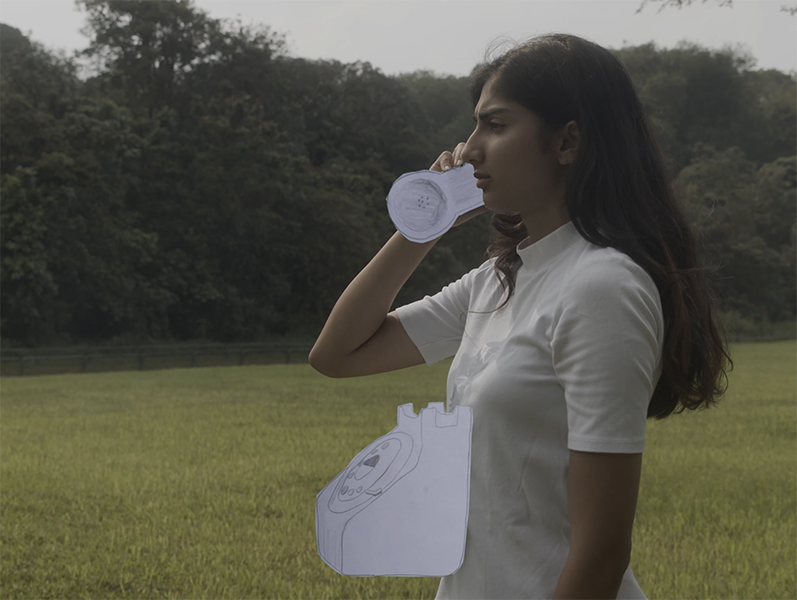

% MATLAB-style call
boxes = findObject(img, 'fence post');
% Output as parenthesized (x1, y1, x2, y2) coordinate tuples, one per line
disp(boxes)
(19, 355, 24, 376)
(285, 348, 291, 364)
(81, 351, 87, 373)
(239, 348, 244, 366)
(190, 351, 196, 368)
(138, 349, 144, 371)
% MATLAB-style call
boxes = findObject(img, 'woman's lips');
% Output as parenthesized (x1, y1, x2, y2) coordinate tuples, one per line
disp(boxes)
(476, 177, 491, 189)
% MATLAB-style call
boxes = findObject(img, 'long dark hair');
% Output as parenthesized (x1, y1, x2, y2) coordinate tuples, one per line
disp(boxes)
(471, 33, 733, 419)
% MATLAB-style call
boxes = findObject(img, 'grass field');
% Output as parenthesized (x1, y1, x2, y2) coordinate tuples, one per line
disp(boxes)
(1, 340, 794, 599)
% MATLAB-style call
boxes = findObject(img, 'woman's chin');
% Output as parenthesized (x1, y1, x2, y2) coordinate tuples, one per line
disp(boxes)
(481, 191, 503, 213)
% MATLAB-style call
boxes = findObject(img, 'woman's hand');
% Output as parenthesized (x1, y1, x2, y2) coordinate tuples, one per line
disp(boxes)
(430, 142, 489, 227)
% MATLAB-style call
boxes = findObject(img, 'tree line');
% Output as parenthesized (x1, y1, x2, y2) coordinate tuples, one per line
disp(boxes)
(1, 0, 794, 347)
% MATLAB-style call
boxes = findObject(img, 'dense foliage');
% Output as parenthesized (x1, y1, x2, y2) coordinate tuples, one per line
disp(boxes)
(1, 1, 794, 346)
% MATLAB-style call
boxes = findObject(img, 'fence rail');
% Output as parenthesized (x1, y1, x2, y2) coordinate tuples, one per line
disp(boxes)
(0, 343, 314, 377)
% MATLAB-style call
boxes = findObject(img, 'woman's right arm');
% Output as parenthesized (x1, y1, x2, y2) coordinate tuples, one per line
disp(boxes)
(308, 231, 440, 378)
(308, 145, 486, 378)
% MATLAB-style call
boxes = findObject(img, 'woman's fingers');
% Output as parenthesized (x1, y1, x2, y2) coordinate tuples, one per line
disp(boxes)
(430, 150, 453, 172)
(452, 142, 467, 167)
(430, 143, 467, 172)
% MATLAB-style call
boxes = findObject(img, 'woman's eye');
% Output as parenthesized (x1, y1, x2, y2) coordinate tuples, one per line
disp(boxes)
(487, 122, 504, 131)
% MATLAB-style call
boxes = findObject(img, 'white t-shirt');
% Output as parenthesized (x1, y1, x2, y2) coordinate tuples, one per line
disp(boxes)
(394, 220, 663, 600)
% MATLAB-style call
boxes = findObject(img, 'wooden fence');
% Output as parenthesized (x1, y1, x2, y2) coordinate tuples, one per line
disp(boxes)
(0, 343, 314, 377)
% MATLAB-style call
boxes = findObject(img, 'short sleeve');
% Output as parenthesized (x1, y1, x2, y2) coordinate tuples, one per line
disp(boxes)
(394, 267, 477, 365)
(551, 255, 664, 453)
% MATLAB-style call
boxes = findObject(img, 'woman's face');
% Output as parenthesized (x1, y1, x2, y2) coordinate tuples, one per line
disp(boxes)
(462, 77, 577, 221)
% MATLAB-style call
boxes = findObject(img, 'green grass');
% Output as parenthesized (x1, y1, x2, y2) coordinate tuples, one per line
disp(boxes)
(1, 341, 794, 599)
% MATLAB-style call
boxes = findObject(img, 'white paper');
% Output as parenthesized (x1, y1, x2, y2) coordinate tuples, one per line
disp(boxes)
(386, 163, 484, 243)
(316, 402, 473, 576)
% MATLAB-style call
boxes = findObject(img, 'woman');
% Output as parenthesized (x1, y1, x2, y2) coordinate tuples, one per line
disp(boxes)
(309, 33, 733, 599)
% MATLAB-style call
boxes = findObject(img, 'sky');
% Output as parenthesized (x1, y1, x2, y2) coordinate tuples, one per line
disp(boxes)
(1, 0, 795, 78)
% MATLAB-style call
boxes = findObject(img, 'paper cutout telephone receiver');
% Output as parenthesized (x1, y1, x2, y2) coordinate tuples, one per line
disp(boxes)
(386, 163, 484, 243)
(316, 402, 473, 576)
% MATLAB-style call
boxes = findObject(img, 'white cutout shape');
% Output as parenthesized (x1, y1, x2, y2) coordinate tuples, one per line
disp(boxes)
(316, 402, 473, 576)
(387, 163, 484, 243)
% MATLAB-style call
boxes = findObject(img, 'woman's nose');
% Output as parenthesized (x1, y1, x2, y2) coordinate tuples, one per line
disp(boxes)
(461, 133, 481, 165)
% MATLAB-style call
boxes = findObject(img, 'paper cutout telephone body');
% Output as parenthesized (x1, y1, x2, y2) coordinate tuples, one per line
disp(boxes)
(387, 163, 484, 243)
(316, 402, 473, 576)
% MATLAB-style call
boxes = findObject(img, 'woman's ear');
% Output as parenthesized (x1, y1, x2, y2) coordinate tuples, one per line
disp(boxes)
(557, 120, 579, 166)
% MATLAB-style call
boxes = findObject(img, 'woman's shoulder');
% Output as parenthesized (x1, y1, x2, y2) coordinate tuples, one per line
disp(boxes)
(463, 256, 501, 286)
(437, 256, 501, 299)
(570, 243, 656, 287)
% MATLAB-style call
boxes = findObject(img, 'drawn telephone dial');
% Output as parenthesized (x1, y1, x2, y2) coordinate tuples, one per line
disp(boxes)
(329, 431, 415, 510)
(316, 402, 473, 576)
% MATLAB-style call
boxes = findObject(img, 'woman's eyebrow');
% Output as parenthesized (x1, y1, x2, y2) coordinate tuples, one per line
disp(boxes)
(473, 107, 512, 122)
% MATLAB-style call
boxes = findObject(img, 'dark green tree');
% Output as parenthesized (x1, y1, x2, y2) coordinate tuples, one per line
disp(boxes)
(615, 41, 780, 171)
(1, 2, 793, 347)
(676, 144, 794, 324)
